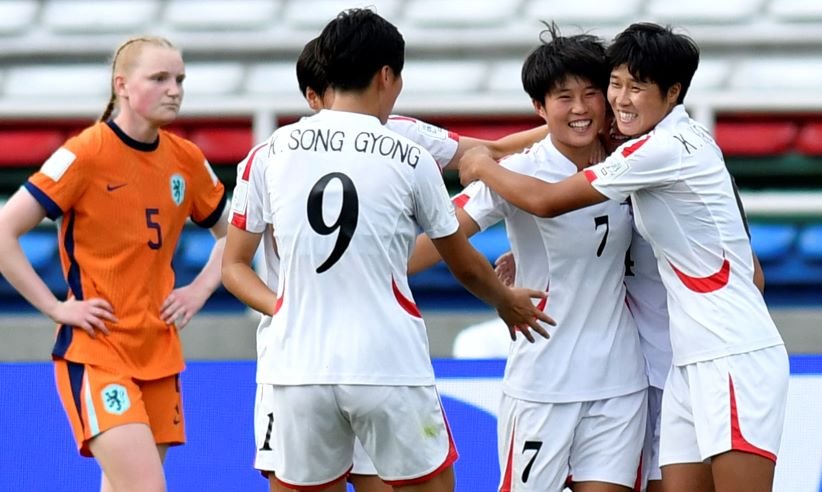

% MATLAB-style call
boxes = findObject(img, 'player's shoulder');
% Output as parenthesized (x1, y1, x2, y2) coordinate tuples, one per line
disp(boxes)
(61, 121, 109, 160)
(236, 141, 271, 183)
(614, 128, 680, 163)
(386, 115, 455, 143)
(498, 137, 549, 175)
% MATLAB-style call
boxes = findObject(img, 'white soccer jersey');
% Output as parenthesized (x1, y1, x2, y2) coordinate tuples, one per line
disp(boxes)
(259, 109, 458, 386)
(585, 105, 784, 366)
(624, 222, 672, 390)
(229, 142, 281, 382)
(463, 137, 646, 402)
(386, 115, 459, 170)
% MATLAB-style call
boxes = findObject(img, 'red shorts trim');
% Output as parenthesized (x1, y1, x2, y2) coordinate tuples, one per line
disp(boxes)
(274, 466, 352, 491)
(384, 402, 459, 487)
(729, 375, 777, 462)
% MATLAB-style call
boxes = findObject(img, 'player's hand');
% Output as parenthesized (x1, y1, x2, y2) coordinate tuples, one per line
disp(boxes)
(161, 283, 209, 330)
(50, 298, 115, 338)
(494, 251, 516, 287)
(496, 288, 554, 343)
(458, 146, 495, 186)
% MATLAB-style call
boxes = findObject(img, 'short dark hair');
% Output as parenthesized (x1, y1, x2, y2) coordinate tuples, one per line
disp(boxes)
(521, 22, 609, 104)
(296, 37, 328, 98)
(607, 22, 700, 104)
(315, 8, 405, 92)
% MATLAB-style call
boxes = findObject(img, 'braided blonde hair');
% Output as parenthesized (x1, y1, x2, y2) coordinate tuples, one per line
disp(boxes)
(99, 36, 177, 122)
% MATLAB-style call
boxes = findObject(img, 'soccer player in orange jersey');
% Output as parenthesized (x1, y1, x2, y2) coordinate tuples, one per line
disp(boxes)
(0, 36, 228, 492)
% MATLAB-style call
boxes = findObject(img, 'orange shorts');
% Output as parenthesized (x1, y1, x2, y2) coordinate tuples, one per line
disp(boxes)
(54, 358, 185, 457)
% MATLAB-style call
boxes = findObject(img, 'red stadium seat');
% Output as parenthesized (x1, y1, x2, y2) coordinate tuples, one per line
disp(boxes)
(437, 119, 543, 142)
(795, 122, 822, 155)
(714, 121, 798, 156)
(0, 129, 65, 166)
(188, 127, 253, 164)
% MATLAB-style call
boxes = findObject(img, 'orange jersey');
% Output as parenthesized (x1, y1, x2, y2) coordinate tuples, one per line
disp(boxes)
(26, 121, 226, 380)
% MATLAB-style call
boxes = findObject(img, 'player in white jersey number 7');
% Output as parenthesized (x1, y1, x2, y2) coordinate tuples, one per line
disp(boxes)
(458, 22, 789, 492)
(222, 8, 552, 492)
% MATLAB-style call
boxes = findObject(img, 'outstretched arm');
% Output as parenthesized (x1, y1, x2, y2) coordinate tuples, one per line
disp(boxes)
(459, 146, 607, 218)
(432, 228, 553, 342)
(408, 207, 480, 275)
(442, 125, 550, 171)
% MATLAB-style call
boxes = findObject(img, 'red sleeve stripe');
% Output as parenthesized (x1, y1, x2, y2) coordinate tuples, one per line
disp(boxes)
(448, 130, 460, 142)
(230, 213, 247, 230)
(583, 169, 598, 183)
(621, 134, 652, 158)
(452, 193, 470, 208)
(388, 115, 418, 123)
(241, 143, 268, 181)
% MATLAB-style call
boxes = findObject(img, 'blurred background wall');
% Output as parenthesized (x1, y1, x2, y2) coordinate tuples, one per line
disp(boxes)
(0, 0, 820, 359)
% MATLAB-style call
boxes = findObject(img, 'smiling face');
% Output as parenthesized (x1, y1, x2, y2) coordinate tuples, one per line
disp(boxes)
(607, 64, 679, 137)
(537, 75, 606, 163)
(115, 44, 185, 130)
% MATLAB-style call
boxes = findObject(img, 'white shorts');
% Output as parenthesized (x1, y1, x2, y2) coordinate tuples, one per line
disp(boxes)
(640, 386, 663, 488)
(270, 384, 457, 489)
(253, 383, 276, 473)
(498, 390, 647, 491)
(254, 384, 380, 476)
(659, 345, 789, 467)
(351, 437, 378, 475)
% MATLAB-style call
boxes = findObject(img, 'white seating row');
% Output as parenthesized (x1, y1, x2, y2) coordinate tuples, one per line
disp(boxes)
(3, 56, 820, 100)
(0, 0, 821, 36)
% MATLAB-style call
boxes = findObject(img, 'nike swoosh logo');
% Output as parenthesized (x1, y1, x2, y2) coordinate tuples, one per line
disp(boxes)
(106, 183, 127, 192)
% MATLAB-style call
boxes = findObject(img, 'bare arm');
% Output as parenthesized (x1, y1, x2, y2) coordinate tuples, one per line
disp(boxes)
(459, 146, 608, 218)
(442, 125, 550, 172)
(486, 125, 550, 160)
(752, 252, 765, 294)
(161, 207, 229, 329)
(408, 208, 480, 275)
(432, 229, 553, 342)
(221, 224, 277, 316)
(0, 188, 114, 334)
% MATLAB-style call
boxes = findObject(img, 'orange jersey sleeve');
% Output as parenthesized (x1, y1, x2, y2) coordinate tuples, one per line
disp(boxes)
(26, 121, 226, 380)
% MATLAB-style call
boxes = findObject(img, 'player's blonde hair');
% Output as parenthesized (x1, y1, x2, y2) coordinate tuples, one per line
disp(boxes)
(99, 36, 178, 122)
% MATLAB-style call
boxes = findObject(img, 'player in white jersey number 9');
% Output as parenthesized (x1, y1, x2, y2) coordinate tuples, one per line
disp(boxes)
(222, 8, 553, 492)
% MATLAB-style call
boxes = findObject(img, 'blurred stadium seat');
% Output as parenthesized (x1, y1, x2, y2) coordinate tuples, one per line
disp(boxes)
(165, 0, 280, 31)
(0, 0, 37, 35)
(645, 0, 762, 24)
(524, 0, 641, 24)
(41, 0, 160, 33)
(768, 0, 822, 22)
(405, 0, 517, 28)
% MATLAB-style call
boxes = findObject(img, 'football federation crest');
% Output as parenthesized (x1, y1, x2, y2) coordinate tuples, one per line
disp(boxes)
(170, 174, 186, 205)
(101, 384, 131, 415)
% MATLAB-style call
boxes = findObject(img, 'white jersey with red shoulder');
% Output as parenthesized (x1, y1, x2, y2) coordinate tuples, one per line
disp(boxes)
(584, 105, 784, 366)
(386, 115, 459, 170)
(462, 136, 646, 402)
(259, 109, 458, 386)
(624, 222, 672, 389)
(229, 142, 280, 383)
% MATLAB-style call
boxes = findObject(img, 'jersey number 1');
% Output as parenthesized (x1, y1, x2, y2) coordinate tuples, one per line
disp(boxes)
(307, 172, 359, 273)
